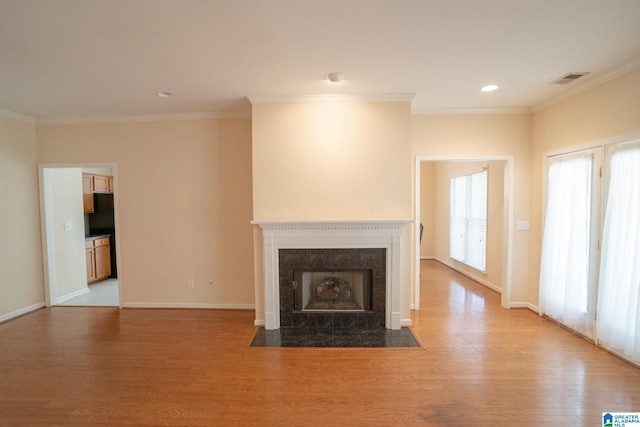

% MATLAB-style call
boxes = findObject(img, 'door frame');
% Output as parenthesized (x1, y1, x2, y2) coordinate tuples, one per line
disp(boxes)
(414, 155, 514, 310)
(38, 162, 122, 307)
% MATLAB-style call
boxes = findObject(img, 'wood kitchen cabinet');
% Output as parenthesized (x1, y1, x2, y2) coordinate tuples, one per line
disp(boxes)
(82, 173, 113, 213)
(85, 241, 94, 280)
(92, 174, 114, 193)
(82, 173, 94, 213)
(86, 236, 111, 284)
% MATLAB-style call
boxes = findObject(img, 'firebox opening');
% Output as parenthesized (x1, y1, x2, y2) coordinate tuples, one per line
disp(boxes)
(294, 269, 372, 312)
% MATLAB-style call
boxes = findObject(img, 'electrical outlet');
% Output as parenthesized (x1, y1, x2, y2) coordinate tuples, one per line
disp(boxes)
(208, 280, 214, 288)
(188, 279, 194, 289)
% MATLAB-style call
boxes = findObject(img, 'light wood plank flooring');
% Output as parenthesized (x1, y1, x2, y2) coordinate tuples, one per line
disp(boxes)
(0, 260, 638, 426)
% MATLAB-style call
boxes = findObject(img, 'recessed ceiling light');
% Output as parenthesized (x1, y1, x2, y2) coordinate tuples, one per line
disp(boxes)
(481, 84, 499, 92)
(327, 72, 345, 83)
(157, 91, 174, 98)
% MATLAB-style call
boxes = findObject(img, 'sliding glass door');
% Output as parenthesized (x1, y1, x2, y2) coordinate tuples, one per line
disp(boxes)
(596, 141, 640, 363)
(539, 149, 599, 339)
(539, 140, 640, 365)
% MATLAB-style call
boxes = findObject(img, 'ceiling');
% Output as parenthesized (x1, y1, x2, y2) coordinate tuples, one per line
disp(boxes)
(2, 0, 640, 120)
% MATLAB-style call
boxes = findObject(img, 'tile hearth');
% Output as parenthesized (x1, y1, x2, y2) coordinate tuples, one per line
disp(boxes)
(250, 326, 420, 348)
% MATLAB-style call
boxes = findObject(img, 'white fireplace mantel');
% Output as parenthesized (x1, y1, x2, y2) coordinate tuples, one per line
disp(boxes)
(252, 219, 411, 330)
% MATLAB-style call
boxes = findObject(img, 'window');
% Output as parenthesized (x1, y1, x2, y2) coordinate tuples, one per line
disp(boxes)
(449, 168, 487, 271)
(596, 141, 640, 363)
(539, 140, 640, 365)
(538, 149, 598, 338)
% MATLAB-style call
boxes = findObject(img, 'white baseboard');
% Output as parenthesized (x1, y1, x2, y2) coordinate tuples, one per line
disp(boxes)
(254, 319, 265, 326)
(122, 302, 255, 309)
(0, 302, 45, 323)
(509, 302, 539, 313)
(56, 287, 90, 304)
(420, 256, 436, 260)
(509, 302, 528, 308)
(511, 302, 540, 314)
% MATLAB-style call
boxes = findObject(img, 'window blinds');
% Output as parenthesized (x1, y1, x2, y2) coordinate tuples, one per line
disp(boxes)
(449, 169, 487, 271)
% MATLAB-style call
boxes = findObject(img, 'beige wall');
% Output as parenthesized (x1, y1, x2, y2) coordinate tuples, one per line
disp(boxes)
(45, 168, 87, 299)
(0, 115, 44, 320)
(412, 114, 531, 303)
(251, 101, 414, 321)
(36, 118, 255, 307)
(486, 160, 505, 288)
(3, 67, 637, 323)
(83, 166, 113, 176)
(252, 102, 412, 220)
(419, 161, 435, 257)
(529, 67, 640, 306)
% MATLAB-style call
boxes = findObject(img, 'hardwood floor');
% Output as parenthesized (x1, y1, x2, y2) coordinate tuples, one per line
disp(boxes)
(1, 260, 639, 426)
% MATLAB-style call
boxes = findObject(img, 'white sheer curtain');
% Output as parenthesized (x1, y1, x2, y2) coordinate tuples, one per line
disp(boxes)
(539, 152, 594, 338)
(596, 142, 640, 364)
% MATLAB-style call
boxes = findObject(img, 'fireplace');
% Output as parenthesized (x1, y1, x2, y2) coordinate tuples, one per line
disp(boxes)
(280, 248, 385, 328)
(252, 220, 410, 330)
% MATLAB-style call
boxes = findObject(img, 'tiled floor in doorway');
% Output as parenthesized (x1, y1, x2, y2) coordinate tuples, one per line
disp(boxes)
(57, 279, 119, 306)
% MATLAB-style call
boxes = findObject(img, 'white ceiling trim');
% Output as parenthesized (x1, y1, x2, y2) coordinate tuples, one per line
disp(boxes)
(532, 57, 640, 113)
(36, 111, 251, 125)
(0, 108, 36, 124)
(247, 94, 416, 105)
(411, 107, 531, 116)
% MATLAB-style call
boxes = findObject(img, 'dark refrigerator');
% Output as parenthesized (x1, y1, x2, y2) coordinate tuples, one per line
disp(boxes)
(88, 193, 117, 278)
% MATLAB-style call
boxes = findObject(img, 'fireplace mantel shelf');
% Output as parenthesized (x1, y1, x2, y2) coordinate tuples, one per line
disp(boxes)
(253, 219, 411, 330)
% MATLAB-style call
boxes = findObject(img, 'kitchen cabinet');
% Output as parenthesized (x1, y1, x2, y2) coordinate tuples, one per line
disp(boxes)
(82, 173, 113, 213)
(86, 236, 111, 284)
(92, 174, 114, 193)
(82, 173, 94, 213)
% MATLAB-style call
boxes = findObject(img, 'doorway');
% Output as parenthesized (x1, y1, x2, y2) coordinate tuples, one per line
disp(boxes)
(39, 163, 121, 307)
(414, 156, 514, 311)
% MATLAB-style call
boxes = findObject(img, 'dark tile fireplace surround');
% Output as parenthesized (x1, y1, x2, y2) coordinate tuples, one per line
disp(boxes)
(279, 248, 386, 329)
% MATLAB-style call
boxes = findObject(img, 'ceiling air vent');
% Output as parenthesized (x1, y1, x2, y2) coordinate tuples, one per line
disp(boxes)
(552, 72, 589, 85)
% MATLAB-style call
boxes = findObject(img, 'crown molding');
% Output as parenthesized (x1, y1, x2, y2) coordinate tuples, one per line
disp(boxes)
(532, 57, 640, 113)
(411, 107, 531, 115)
(247, 93, 416, 105)
(0, 108, 36, 124)
(36, 111, 251, 125)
